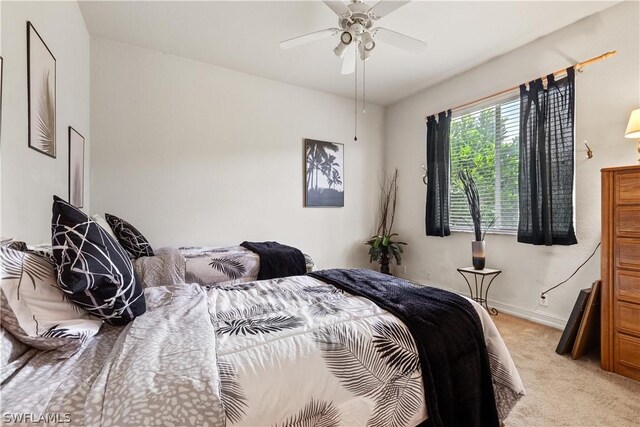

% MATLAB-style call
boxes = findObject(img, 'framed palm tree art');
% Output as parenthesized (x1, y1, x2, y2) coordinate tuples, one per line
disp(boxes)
(27, 21, 56, 158)
(304, 139, 344, 207)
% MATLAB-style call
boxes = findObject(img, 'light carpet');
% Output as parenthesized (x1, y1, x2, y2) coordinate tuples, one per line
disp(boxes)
(495, 313, 640, 426)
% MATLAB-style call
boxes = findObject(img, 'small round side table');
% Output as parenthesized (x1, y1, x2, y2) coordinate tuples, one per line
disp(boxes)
(456, 267, 502, 315)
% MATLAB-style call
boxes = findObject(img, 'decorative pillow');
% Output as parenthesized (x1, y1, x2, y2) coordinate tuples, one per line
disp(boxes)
(91, 214, 119, 241)
(0, 246, 103, 356)
(304, 253, 315, 273)
(4, 240, 28, 251)
(51, 196, 146, 325)
(23, 243, 55, 264)
(1, 239, 55, 265)
(104, 213, 155, 259)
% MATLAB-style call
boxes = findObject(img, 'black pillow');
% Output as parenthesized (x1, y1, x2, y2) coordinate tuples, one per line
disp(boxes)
(104, 213, 154, 259)
(51, 196, 145, 325)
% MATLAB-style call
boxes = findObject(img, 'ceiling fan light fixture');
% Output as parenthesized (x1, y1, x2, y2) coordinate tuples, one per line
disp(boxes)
(340, 30, 353, 45)
(334, 41, 349, 57)
(334, 29, 354, 57)
(281, 1, 427, 78)
(339, 17, 352, 28)
(358, 43, 372, 61)
(360, 31, 375, 51)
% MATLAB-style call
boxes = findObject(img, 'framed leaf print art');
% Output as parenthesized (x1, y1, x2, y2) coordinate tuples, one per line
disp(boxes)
(304, 139, 344, 207)
(27, 21, 56, 158)
(68, 127, 84, 208)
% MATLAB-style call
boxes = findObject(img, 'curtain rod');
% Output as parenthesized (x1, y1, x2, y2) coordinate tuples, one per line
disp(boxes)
(424, 50, 616, 119)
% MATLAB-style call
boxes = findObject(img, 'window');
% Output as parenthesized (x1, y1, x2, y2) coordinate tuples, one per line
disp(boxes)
(449, 95, 520, 234)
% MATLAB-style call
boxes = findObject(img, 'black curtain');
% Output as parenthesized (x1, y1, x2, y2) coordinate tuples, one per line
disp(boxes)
(518, 67, 577, 246)
(425, 110, 452, 237)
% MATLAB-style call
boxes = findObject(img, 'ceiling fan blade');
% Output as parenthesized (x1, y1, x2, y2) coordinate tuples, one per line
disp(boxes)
(323, 1, 351, 17)
(369, 0, 411, 19)
(374, 27, 426, 54)
(279, 28, 339, 49)
(341, 44, 356, 75)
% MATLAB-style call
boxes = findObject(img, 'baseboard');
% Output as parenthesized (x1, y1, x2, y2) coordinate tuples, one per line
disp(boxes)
(402, 276, 567, 330)
(481, 299, 566, 330)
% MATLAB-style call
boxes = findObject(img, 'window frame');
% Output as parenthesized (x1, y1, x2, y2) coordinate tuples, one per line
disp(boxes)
(448, 91, 521, 236)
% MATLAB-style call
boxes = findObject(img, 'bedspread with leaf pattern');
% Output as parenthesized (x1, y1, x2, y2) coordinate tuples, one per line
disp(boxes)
(0, 276, 524, 426)
(210, 276, 523, 426)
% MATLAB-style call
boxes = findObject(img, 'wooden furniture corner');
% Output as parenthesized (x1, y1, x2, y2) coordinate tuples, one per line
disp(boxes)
(601, 165, 640, 381)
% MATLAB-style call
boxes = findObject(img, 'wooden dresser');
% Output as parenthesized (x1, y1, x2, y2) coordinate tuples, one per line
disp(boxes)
(601, 165, 640, 381)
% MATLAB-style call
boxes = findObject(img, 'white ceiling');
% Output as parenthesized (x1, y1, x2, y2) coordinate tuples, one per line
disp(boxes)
(78, 1, 617, 106)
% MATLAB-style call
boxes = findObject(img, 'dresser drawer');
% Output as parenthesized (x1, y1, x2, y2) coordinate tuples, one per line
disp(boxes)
(616, 172, 640, 204)
(615, 333, 640, 381)
(617, 270, 640, 304)
(616, 238, 640, 270)
(617, 206, 640, 237)
(616, 302, 640, 336)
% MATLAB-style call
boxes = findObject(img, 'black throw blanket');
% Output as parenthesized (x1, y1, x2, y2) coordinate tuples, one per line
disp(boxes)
(308, 268, 499, 427)
(240, 241, 306, 280)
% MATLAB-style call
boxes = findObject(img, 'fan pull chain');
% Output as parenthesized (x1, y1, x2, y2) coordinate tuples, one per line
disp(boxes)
(354, 45, 358, 142)
(362, 56, 366, 114)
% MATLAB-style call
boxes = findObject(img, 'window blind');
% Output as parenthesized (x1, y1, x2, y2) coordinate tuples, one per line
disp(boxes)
(449, 95, 520, 234)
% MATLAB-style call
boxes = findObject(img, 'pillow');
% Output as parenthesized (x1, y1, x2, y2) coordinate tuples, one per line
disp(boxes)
(91, 214, 118, 241)
(51, 196, 146, 325)
(3, 240, 27, 251)
(26, 243, 55, 262)
(0, 246, 102, 355)
(1, 239, 54, 261)
(104, 213, 155, 259)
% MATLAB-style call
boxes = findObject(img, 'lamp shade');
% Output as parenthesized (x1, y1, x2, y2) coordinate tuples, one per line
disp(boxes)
(625, 108, 640, 138)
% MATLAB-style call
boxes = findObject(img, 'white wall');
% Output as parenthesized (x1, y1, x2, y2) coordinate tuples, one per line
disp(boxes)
(385, 1, 639, 328)
(0, 1, 90, 243)
(90, 38, 385, 269)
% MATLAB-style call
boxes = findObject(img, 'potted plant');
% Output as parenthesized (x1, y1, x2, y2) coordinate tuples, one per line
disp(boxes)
(457, 169, 496, 270)
(366, 168, 407, 274)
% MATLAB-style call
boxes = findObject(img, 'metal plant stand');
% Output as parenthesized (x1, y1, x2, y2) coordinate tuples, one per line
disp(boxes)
(457, 267, 502, 315)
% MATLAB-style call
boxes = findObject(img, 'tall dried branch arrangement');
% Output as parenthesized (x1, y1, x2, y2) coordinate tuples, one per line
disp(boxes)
(376, 168, 399, 237)
(457, 169, 496, 241)
(458, 169, 482, 241)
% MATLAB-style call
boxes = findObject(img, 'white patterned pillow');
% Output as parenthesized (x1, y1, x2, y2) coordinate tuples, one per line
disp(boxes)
(0, 246, 102, 356)
(27, 243, 55, 262)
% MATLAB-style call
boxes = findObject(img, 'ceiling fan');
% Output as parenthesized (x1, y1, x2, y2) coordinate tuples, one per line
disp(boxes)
(279, 0, 427, 75)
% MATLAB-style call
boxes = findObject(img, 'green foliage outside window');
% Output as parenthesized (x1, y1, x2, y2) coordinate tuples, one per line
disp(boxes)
(449, 99, 520, 232)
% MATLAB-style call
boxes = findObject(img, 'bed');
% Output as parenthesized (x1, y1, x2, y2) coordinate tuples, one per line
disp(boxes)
(1, 247, 524, 427)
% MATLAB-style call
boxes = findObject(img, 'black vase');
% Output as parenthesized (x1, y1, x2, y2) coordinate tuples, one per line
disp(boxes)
(472, 241, 486, 270)
(380, 253, 391, 275)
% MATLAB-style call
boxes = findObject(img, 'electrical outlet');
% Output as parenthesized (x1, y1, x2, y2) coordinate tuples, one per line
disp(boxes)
(402, 265, 407, 274)
(539, 296, 548, 306)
